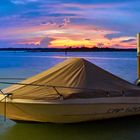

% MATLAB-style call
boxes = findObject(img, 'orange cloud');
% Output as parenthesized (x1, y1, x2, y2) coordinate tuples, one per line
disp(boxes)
(0, 19, 136, 48)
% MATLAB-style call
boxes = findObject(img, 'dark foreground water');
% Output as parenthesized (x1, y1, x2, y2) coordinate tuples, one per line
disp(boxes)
(0, 51, 139, 140)
(1, 116, 140, 140)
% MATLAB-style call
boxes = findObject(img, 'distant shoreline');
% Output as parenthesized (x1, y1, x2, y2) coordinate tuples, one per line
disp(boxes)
(0, 47, 137, 52)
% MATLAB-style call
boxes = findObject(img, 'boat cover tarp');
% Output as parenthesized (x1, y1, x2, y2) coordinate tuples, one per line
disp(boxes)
(2, 58, 140, 100)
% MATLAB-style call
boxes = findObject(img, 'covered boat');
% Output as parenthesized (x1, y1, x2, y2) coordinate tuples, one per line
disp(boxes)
(0, 58, 140, 123)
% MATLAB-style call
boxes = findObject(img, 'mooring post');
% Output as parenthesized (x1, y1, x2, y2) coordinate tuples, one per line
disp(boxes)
(136, 33, 140, 85)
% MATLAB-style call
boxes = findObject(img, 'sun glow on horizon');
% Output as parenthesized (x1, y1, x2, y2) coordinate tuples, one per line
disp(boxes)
(50, 39, 93, 48)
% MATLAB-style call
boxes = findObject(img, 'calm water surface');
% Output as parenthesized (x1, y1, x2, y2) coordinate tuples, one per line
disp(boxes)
(0, 51, 139, 140)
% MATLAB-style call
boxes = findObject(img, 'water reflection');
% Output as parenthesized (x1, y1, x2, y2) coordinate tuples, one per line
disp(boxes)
(1, 116, 140, 140)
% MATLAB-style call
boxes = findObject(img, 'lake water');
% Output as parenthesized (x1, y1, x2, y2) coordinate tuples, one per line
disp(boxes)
(0, 51, 139, 140)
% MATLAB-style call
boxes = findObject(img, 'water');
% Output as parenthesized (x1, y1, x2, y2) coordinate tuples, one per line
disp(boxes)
(0, 51, 139, 140)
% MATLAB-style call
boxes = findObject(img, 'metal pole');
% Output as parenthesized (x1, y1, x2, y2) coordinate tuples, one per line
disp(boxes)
(4, 96, 6, 122)
(137, 33, 140, 79)
(136, 33, 140, 86)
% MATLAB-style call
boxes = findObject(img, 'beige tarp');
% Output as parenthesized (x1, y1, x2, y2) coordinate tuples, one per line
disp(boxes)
(2, 58, 140, 100)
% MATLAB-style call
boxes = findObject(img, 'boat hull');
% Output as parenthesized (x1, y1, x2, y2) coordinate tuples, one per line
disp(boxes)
(1, 96, 140, 123)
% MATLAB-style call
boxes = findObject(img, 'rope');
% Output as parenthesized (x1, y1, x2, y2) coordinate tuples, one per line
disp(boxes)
(0, 81, 120, 93)
(0, 81, 127, 98)
(4, 96, 6, 122)
(0, 89, 5, 95)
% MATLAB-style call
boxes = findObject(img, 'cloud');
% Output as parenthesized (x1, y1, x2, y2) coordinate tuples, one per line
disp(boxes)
(97, 43, 105, 48)
(0, 36, 54, 48)
(41, 21, 55, 25)
(105, 33, 126, 40)
(58, 0, 139, 4)
(0, 39, 39, 48)
(40, 37, 54, 48)
(58, 17, 71, 28)
(85, 38, 91, 41)
(121, 38, 136, 43)
(11, 0, 39, 4)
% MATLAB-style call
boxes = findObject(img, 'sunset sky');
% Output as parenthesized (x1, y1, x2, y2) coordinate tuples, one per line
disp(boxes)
(0, 0, 139, 48)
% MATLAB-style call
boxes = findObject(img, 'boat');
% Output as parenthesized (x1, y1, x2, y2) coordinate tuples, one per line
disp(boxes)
(0, 57, 140, 123)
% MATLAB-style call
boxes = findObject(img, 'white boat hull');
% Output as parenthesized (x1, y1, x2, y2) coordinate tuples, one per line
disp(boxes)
(1, 95, 140, 123)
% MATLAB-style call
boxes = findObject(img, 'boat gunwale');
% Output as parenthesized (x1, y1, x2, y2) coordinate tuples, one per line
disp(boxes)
(1, 96, 140, 105)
